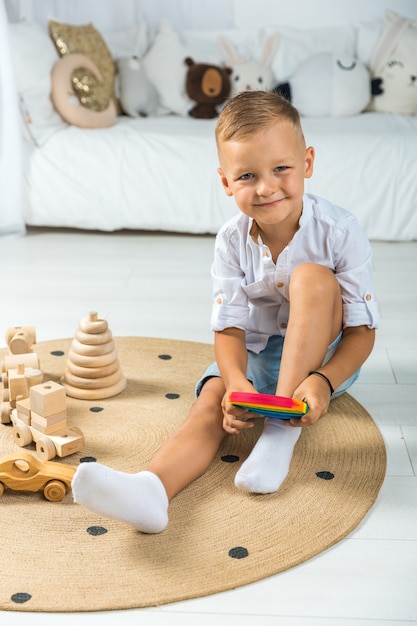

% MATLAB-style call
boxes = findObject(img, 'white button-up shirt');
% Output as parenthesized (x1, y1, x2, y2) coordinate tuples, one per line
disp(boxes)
(210, 193, 379, 353)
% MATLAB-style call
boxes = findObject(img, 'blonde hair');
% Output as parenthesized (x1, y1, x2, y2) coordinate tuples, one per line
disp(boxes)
(215, 90, 304, 145)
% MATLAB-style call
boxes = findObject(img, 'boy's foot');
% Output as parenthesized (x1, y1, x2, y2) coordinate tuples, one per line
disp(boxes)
(234, 418, 301, 494)
(72, 462, 169, 533)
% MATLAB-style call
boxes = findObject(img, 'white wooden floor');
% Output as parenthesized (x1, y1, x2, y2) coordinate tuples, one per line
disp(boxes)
(1, 229, 416, 626)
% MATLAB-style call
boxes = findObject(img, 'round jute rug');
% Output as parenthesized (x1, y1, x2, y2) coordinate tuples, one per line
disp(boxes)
(0, 337, 386, 613)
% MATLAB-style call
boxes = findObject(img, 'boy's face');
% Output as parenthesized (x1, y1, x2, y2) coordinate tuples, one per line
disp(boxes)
(217, 121, 314, 231)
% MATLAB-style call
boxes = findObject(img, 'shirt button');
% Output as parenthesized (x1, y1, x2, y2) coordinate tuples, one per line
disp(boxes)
(280, 322, 287, 329)
(276, 282, 284, 288)
(216, 297, 222, 304)
(365, 294, 372, 301)
(263, 250, 269, 257)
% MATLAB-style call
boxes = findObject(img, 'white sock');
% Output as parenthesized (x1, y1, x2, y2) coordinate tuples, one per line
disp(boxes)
(72, 462, 169, 533)
(234, 418, 302, 494)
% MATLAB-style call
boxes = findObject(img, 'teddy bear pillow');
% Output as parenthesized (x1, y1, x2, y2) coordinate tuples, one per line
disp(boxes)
(368, 10, 417, 115)
(184, 57, 231, 118)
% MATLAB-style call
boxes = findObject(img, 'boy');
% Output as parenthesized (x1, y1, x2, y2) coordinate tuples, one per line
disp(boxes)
(72, 91, 378, 533)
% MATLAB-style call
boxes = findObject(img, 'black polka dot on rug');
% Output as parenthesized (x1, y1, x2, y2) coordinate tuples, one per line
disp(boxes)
(87, 526, 108, 536)
(228, 546, 249, 559)
(11, 592, 32, 604)
(50, 350, 65, 356)
(90, 406, 104, 413)
(165, 393, 180, 400)
(80, 456, 97, 463)
(316, 471, 335, 480)
(221, 454, 240, 463)
(158, 354, 172, 360)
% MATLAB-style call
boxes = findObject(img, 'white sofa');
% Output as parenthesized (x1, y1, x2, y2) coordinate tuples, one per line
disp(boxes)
(2, 0, 417, 241)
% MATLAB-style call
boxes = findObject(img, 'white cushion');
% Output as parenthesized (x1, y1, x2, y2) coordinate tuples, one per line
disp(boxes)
(8, 20, 67, 145)
(142, 20, 193, 116)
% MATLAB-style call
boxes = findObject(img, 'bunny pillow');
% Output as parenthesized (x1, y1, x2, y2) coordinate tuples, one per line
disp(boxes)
(368, 10, 417, 115)
(217, 33, 280, 96)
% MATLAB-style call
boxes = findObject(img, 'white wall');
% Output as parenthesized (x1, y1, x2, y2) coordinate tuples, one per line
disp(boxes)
(5, 0, 234, 33)
(233, 0, 417, 29)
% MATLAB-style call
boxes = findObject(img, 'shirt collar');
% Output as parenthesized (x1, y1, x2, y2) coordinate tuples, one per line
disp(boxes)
(248, 194, 313, 244)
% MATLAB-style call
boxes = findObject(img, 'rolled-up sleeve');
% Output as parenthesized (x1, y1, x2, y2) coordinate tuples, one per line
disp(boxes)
(211, 283, 248, 331)
(210, 238, 249, 332)
(343, 290, 378, 328)
(334, 219, 379, 329)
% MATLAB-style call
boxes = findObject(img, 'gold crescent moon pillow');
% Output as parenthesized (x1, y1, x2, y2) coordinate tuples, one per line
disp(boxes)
(50, 54, 117, 128)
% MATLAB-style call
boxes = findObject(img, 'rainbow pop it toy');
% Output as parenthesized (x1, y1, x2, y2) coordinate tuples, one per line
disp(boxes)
(229, 392, 308, 420)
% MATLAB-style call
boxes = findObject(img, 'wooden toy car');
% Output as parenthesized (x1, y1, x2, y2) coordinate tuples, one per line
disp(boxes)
(11, 408, 84, 461)
(0, 451, 75, 501)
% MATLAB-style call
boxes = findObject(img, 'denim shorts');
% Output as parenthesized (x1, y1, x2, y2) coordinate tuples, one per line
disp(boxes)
(195, 332, 360, 398)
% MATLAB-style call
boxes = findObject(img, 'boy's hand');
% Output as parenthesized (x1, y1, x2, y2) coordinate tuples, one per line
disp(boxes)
(221, 383, 260, 435)
(288, 375, 332, 427)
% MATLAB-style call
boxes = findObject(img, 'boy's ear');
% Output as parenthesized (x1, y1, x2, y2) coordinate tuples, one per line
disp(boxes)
(304, 146, 315, 179)
(217, 167, 234, 197)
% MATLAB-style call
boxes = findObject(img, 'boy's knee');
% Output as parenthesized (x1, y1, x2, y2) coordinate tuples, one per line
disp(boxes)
(187, 379, 226, 433)
(197, 376, 225, 407)
(290, 263, 338, 294)
(291, 262, 332, 279)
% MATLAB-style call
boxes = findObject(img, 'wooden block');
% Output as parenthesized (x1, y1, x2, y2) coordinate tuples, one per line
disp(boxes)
(16, 397, 32, 424)
(30, 409, 67, 426)
(8, 368, 29, 402)
(30, 417, 67, 435)
(16, 397, 31, 417)
(30, 381, 67, 417)
(50, 427, 84, 457)
(16, 412, 31, 426)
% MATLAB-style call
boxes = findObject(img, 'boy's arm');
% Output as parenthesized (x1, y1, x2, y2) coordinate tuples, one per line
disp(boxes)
(214, 328, 259, 434)
(319, 325, 375, 391)
(214, 327, 248, 389)
(292, 324, 375, 427)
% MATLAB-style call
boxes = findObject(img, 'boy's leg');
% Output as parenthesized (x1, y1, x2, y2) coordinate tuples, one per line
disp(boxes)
(235, 263, 343, 494)
(275, 263, 343, 398)
(148, 376, 227, 499)
(72, 377, 227, 532)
